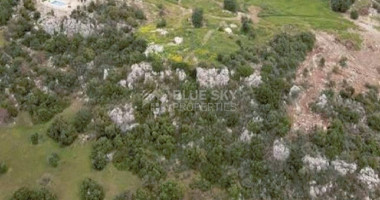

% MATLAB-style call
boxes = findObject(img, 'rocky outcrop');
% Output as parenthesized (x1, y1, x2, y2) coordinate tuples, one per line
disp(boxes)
(196, 68, 230, 88)
(272, 139, 290, 161)
(40, 17, 97, 36)
(331, 160, 357, 176)
(303, 155, 329, 171)
(358, 167, 380, 190)
(109, 104, 138, 132)
(243, 73, 262, 87)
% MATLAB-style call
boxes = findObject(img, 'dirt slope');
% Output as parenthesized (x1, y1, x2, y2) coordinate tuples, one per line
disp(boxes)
(288, 13, 380, 132)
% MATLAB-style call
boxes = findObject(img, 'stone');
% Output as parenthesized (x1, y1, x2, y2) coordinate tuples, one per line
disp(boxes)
(176, 69, 186, 81)
(174, 37, 183, 45)
(244, 73, 262, 87)
(109, 104, 138, 132)
(358, 167, 380, 190)
(239, 129, 253, 142)
(126, 62, 152, 89)
(273, 139, 290, 161)
(303, 155, 329, 171)
(331, 160, 357, 176)
(196, 67, 230, 88)
(144, 43, 164, 56)
(224, 27, 233, 34)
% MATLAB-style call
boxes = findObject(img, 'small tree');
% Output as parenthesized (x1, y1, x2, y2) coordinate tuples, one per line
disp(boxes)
(72, 109, 92, 133)
(10, 187, 57, 200)
(47, 116, 77, 146)
(0, 161, 8, 175)
(30, 133, 39, 145)
(224, 0, 238, 12)
(47, 153, 60, 168)
(350, 10, 359, 20)
(331, 0, 353, 12)
(192, 8, 203, 28)
(241, 16, 255, 39)
(80, 178, 105, 200)
(158, 181, 184, 200)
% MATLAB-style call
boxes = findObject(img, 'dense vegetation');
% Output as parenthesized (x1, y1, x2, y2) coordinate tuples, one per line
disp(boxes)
(80, 178, 105, 200)
(10, 187, 57, 200)
(331, 0, 355, 12)
(1, 0, 380, 199)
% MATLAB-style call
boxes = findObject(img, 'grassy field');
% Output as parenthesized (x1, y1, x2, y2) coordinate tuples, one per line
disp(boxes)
(138, 0, 357, 63)
(246, 0, 356, 42)
(0, 102, 141, 200)
(0, 30, 5, 47)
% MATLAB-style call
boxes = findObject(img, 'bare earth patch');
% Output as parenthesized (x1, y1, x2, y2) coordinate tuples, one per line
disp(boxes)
(288, 14, 380, 133)
(247, 6, 261, 24)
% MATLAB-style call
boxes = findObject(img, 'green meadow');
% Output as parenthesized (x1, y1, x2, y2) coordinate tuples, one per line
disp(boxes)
(0, 103, 141, 200)
(138, 0, 357, 63)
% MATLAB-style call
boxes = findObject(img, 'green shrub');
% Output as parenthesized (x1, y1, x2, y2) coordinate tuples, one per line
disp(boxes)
(23, 0, 35, 11)
(368, 113, 380, 131)
(0, 0, 17, 25)
(30, 133, 39, 145)
(224, 0, 238, 12)
(189, 177, 211, 191)
(241, 16, 255, 38)
(33, 11, 41, 20)
(350, 10, 359, 19)
(319, 57, 326, 67)
(331, 0, 354, 12)
(236, 65, 254, 78)
(47, 116, 77, 146)
(10, 187, 57, 200)
(80, 178, 105, 200)
(158, 181, 184, 200)
(91, 137, 113, 170)
(72, 109, 92, 133)
(47, 153, 60, 168)
(339, 56, 348, 67)
(192, 8, 203, 28)
(0, 161, 8, 174)
(336, 106, 359, 124)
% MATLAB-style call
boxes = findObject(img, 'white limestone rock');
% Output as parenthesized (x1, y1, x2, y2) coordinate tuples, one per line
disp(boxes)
(230, 24, 238, 29)
(103, 69, 108, 80)
(196, 67, 230, 88)
(303, 155, 329, 172)
(144, 43, 164, 56)
(40, 17, 96, 36)
(109, 104, 138, 132)
(273, 139, 290, 161)
(316, 94, 328, 109)
(224, 27, 233, 34)
(243, 73, 262, 87)
(176, 69, 186, 81)
(156, 28, 168, 35)
(239, 129, 253, 142)
(119, 80, 127, 88)
(331, 160, 357, 176)
(106, 152, 115, 161)
(126, 62, 153, 89)
(358, 167, 380, 190)
(309, 181, 333, 198)
(174, 37, 183, 45)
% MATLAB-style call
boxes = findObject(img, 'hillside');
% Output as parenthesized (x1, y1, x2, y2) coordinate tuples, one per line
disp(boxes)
(1, 0, 380, 199)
